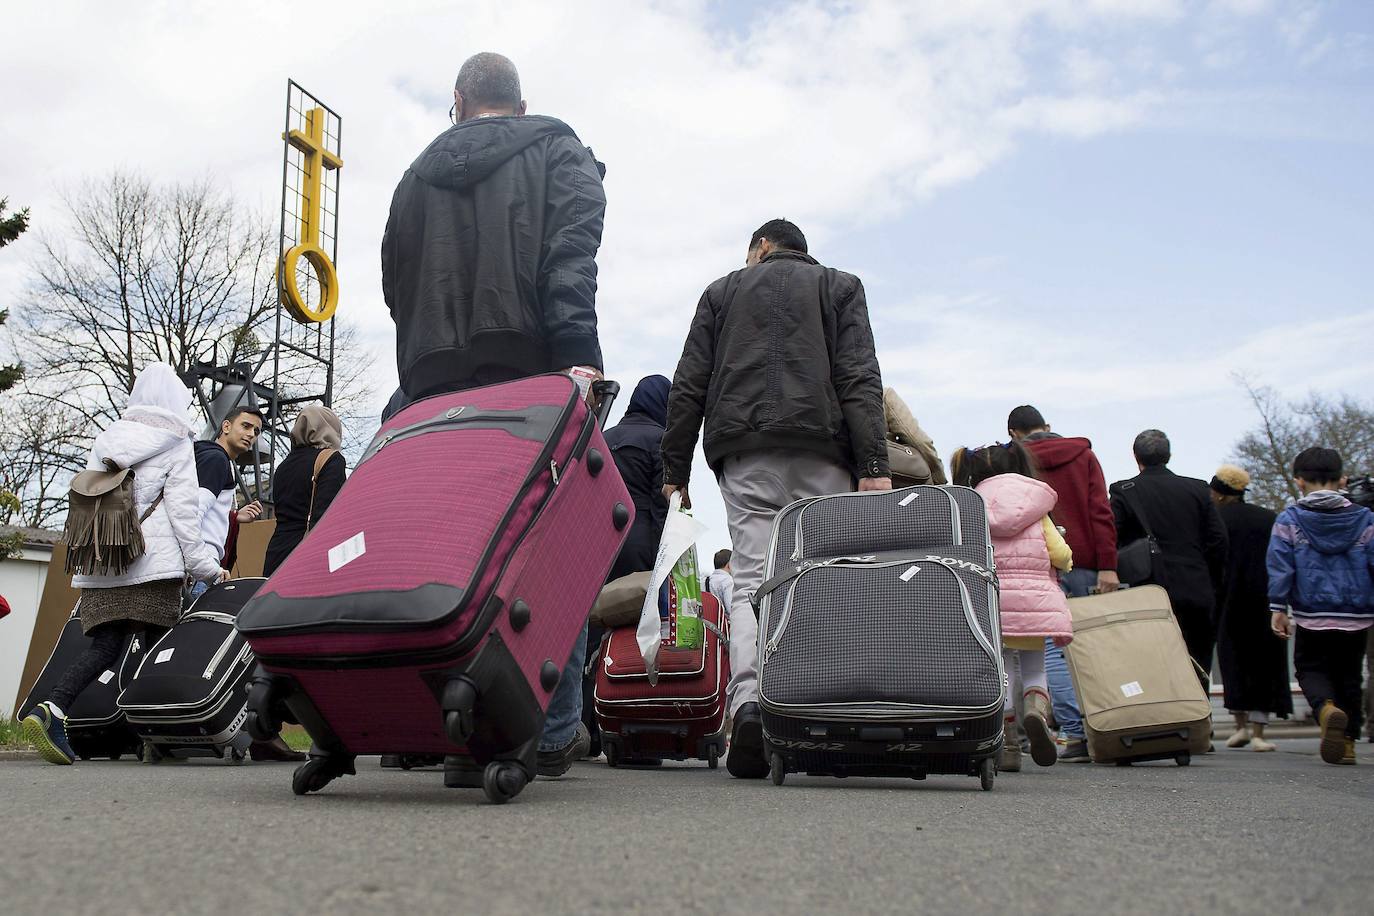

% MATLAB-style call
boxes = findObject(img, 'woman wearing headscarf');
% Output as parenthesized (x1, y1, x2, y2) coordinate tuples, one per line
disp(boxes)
(23, 363, 226, 765)
(263, 405, 346, 577)
(1211, 464, 1292, 752)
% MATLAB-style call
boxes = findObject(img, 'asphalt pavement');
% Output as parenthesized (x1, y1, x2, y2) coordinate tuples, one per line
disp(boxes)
(3, 737, 1372, 915)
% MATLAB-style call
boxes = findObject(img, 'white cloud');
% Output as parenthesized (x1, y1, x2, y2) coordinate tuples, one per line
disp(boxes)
(0, 0, 1359, 542)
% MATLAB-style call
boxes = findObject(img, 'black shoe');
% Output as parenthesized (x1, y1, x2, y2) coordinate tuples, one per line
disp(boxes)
(726, 702, 768, 779)
(537, 722, 591, 778)
(249, 737, 307, 762)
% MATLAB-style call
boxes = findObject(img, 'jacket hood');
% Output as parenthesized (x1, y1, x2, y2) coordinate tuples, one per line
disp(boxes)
(977, 473, 1059, 538)
(625, 375, 671, 428)
(1024, 435, 1091, 470)
(93, 417, 189, 471)
(411, 115, 579, 190)
(1293, 491, 1371, 554)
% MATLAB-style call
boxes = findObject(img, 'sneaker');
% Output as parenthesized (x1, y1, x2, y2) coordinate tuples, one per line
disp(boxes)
(1339, 739, 1356, 765)
(537, 722, 591, 778)
(999, 723, 1022, 773)
(1022, 691, 1057, 767)
(726, 702, 768, 779)
(1250, 736, 1276, 753)
(1059, 737, 1091, 762)
(1225, 728, 1251, 749)
(1317, 702, 1349, 765)
(22, 701, 75, 765)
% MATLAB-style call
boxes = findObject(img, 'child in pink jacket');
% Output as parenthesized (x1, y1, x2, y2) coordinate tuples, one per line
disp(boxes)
(952, 442, 1073, 772)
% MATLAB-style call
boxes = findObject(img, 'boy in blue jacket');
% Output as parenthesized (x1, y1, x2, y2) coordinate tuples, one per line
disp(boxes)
(1268, 447, 1374, 765)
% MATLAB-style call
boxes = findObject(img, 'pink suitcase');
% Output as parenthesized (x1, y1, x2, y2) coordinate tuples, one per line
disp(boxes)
(236, 374, 632, 803)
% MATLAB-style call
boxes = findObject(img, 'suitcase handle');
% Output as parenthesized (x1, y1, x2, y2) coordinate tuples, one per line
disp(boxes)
(591, 380, 620, 427)
(622, 722, 690, 738)
(1119, 728, 1190, 748)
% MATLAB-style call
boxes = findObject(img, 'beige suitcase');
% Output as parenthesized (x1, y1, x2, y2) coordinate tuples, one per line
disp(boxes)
(1064, 585, 1212, 766)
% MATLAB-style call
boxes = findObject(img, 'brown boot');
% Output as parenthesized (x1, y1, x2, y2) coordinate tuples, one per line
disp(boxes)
(999, 722, 1022, 772)
(250, 736, 308, 762)
(1023, 690, 1057, 767)
(1340, 739, 1357, 765)
(1317, 702, 1349, 765)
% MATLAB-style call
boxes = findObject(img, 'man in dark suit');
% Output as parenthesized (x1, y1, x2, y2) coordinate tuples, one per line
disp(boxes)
(1110, 429, 1229, 687)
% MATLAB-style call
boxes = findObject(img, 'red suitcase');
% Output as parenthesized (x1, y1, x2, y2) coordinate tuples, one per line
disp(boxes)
(236, 374, 632, 803)
(594, 591, 729, 767)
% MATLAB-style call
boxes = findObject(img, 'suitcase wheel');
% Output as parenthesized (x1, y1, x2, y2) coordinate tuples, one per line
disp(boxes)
(769, 753, 786, 787)
(979, 758, 995, 791)
(707, 745, 719, 770)
(1174, 752, 1191, 767)
(605, 743, 620, 768)
(107, 753, 122, 762)
(441, 678, 479, 745)
(1115, 759, 1133, 767)
(228, 746, 247, 765)
(482, 761, 528, 805)
(292, 755, 349, 795)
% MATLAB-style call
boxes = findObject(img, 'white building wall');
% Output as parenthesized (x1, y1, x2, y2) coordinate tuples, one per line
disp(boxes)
(0, 546, 53, 716)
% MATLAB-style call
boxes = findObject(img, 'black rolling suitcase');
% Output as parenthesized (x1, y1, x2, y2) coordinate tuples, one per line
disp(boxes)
(18, 603, 148, 761)
(754, 486, 1006, 790)
(117, 579, 264, 762)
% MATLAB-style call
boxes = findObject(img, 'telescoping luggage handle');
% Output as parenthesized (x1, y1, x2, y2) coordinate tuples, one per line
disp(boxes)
(590, 379, 620, 428)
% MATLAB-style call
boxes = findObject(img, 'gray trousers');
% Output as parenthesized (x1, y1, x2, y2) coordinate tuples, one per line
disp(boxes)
(716, 448, 853, 717)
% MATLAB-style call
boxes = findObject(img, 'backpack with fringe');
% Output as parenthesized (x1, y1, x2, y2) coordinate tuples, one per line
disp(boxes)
(883, 387, 947, 486)
(63, 459, 163, 577)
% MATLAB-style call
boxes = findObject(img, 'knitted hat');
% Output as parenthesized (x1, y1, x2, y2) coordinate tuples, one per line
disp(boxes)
(1210, 464, 1250, 496)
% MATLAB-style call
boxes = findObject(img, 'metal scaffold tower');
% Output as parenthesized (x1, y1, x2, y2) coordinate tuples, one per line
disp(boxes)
(184, 79, 343, 505)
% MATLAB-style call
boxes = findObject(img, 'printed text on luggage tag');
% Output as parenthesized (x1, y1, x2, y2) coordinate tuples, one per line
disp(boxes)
(329, 531, 367, 573)
(155, 648, 175, 664)
(97, 670, 115, 684)
(1120, 681, 1144, 698)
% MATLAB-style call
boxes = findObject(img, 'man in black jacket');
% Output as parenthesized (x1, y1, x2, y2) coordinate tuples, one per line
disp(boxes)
(380, 52, 607, 776)
(662, 219, 890, 778)
(381, 51, 607, 399)
(1111, 430, 1229, 687)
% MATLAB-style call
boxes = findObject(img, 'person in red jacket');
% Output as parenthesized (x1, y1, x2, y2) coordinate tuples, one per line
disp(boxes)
(1009, 405, 1119, 762)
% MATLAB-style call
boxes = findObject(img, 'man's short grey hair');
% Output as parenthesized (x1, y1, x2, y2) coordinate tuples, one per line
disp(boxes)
(1133, 429, 1171, 467)
(455, 52, 522, 108)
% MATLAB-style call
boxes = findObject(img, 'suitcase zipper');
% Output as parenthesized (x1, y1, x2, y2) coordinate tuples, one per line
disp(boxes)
(360, 406, 563, 465)
(202, 629, 239, 680)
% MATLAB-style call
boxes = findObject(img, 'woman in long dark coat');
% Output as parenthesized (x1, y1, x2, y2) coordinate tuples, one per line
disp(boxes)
(1211, 464, 1292, 751)
(264, 405, 346, 577)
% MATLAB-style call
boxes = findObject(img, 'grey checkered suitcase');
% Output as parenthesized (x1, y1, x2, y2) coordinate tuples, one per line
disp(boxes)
(754, 486, 1006, 790)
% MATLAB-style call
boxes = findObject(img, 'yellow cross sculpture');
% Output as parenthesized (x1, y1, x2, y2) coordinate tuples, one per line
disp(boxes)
(279, 107, 344, 323)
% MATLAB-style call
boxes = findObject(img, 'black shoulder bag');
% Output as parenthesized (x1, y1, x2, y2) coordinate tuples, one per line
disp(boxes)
(1116, 481, 1162, 586)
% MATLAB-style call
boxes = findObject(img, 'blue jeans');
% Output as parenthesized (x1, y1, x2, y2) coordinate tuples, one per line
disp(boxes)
(538, 621, 588, 752)
(1046, 567, 1097, 740)
(188, 580, 209, 602)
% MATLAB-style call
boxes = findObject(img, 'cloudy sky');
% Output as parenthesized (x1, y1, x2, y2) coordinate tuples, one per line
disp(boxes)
(2, 0, 1372, 547)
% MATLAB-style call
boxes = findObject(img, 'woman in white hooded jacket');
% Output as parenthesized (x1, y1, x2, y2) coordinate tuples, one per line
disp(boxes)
(23, 363, 225, 765)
